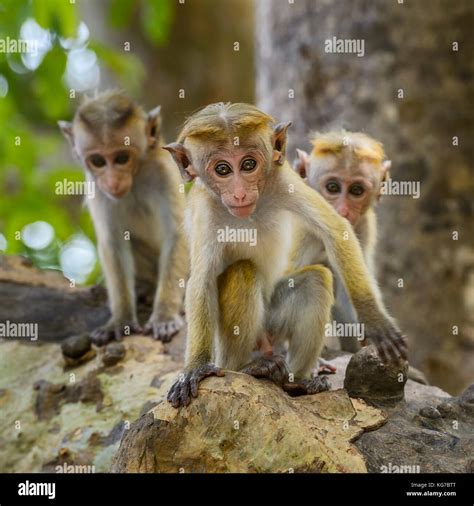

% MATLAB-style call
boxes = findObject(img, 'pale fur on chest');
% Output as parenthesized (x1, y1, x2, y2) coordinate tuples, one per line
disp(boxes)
(220, 210, 292, 293)
(86, 165, 166, 253)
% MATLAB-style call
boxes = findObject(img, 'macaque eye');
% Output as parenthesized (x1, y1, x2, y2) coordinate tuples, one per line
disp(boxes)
(89, 154, 106, 168)
(115, 152, 130, 165)
(326, 181, 341, 193)
(215, 162, 232, 176)
(241, 158, 257, 172)
(349, 184, 365, 196)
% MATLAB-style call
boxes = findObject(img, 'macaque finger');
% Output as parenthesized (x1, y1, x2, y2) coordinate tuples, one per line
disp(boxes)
(274, 356, 290, 382)
(167, 383, 182, 408)
(190, 377, 199, 398)
(393, 334, 408, 360)
(282, 382, 307, 396)
(376, 341, 391, 364)
(384, 338, 402, 363)
(182, 382, 192, 407)
(308, 376, 331, 394)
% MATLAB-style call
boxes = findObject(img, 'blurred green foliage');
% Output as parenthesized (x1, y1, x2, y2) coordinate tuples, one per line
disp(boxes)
(0, 0, 174, 283)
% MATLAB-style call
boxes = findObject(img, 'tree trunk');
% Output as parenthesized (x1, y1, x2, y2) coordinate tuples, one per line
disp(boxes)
(255, 0, 474, 394)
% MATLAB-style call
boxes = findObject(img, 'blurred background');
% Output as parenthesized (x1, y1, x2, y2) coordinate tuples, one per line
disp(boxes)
(0, 0, 254, 283)
(0, 0, 472, 394)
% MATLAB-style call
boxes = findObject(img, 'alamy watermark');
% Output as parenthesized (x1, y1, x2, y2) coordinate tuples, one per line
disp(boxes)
(217, 225, 257, 246)
(0, 37, 38, 55)
(0, 320, 38, 341)
(55, 179, 95, 199)
(381, 178, 420, 199)
(18, 481, 55, 500)
(325, 37, 364, 57)
(55, 463, 95, 473)
(381, 462, 421, 473)
(325, 321, 365, 340)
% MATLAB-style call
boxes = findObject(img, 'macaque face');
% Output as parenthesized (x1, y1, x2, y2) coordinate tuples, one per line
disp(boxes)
(311, 161, 380, 227)
(74, 122, 147, 200)
(204, 145, 267, 218)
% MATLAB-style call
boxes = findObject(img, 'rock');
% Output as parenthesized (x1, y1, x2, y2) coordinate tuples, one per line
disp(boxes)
(61, 334, 92, 359)
(418, 406, 441, 419)
(139, 400, 159, 416)
(33, 373, 104, 420)
(0, 255, 110, 342)
(355, 382, 474, 473)
(33, 380, 67, 420)
(150, 375, 164, 389)
(1, 332, 182, 473)
(437, 401, 458, 418)
(89, 421, 127, 447)
(61, 334, 96, 367)
(112, 372, 386, 473)
(103, 343, 126, 367)
(344, 345, 408, 405)
(458, 382, 474, 415)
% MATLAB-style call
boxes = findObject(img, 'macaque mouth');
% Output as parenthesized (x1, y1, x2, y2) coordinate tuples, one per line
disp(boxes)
(106, 188, 130, 199)
(228, 202, 256, 217)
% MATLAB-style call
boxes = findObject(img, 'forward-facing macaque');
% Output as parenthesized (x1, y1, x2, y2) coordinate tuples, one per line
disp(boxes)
(164, 103, 406, 408)
(59, 91, 188, 345)
(294, 131, 390, 354)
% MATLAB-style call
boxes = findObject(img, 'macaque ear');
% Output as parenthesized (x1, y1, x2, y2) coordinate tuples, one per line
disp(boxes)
(147, 106, 162, 149)
(272, 121, 292, 165)
(163, 142, 197, 182)
(58, 121, 75, 148)
(381, 160, 391, 181)
(294, 148, 310, 178)
(377, 160, 392, 201)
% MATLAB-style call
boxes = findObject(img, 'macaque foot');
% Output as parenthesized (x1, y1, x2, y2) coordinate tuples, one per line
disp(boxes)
(240, 354, 289, 385)
(282, 376, 331, 397)
(144, 313, 184, 343)
(90, 319, 142, 346)
(167, 363, 224, 408)
(312, 358, 337, 377)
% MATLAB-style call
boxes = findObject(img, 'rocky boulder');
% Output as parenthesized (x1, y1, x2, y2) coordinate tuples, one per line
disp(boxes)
(112, 372, 386, 473)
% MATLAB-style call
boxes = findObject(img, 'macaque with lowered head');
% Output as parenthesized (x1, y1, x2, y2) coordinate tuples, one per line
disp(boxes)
(292, 131, 390, 357)
(59, 91, 188, 345)
(163, 103, 406, 408)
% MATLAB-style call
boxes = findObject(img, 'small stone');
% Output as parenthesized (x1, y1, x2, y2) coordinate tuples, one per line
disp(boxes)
(419, 406, 441, 419)
(61, 334, 92, 359)
(437, 401, 457, 418)
(344, 345, 408, 405)
(103, 342, 126, 366)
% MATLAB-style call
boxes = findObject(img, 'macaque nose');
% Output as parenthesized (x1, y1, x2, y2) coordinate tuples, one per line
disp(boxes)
(109, 179, 121, 194)
(233, 189, 247, 204)
(336, 201, 350, 218)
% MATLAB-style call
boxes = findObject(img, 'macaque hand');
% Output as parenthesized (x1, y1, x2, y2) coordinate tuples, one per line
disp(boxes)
(364, 319, 408, 364)
(167, 363, 225, 408)
(240, 354, 290, 385)
(90, 318, 142, 346)
(144, 313, 184, 343)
